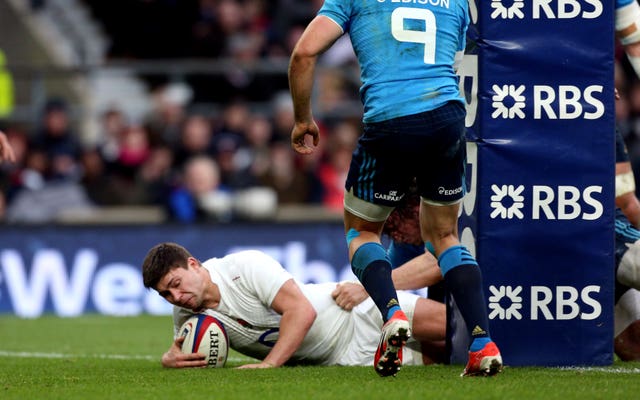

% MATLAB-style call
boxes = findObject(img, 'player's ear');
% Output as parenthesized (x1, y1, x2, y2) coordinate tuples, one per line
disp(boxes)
(187, 257, 200, 269)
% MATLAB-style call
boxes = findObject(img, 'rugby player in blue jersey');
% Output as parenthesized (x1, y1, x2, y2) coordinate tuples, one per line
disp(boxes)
(614, 0, 640, 359)
(288, 0, 501, 377)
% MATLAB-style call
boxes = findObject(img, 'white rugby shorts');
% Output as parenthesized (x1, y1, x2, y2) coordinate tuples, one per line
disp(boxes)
(336, 291, 423, 366)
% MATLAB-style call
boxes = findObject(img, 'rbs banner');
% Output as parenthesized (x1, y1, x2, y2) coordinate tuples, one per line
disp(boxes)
(458, 0, 615, 366)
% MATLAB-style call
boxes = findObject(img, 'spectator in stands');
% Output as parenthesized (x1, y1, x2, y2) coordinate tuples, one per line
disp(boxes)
(80, 147, 117, 205)
(214, 100, 250, 142)
(174, 114, 215, 169)
(209, 101, 260, 190)
(0, 129, 16, 221)
(118, 125, 150, 171)
(316, 121, 358, 213)
(135, 144, 175, 206)
(32, 97, 82, 182)
(3, 99, 94, 223)
(259, 138, 317, 205)
(96, 107, 128, 167)
(213, 132, 259, 190)
(0, 128, 26, 198)
(270, 91, 297, 143)
(243, 114, 274, 179)
(167, 155, 232, 223)
(0, 128, 19, 164)
(188, 0, 226, 58)
(5, 165, 95, 224)
(146, 82, 193, 146)
(81, 122, 155, 206)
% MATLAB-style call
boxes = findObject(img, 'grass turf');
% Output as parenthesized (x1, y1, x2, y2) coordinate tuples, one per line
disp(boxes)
(1, 315, 639, 400)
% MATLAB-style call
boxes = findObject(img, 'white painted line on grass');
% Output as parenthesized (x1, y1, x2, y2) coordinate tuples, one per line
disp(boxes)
(0, 350, 248, 363)
(556, 366, 640, 374)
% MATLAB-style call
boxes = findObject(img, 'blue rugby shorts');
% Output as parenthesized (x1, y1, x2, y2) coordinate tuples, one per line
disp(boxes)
(345, 100, 468, 206)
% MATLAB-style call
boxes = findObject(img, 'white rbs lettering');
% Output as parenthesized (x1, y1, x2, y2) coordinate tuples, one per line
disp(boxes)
(531, 285, 601, 320)
(533, 85, 604, 120)
(532, 185, 603, 220)
(532, 0, 602, 19)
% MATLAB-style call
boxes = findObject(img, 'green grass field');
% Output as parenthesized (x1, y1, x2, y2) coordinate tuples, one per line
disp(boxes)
(1, 315, 639, 400)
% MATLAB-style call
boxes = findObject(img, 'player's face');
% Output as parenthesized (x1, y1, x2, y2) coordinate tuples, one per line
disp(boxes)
(155, 259, 206, 311)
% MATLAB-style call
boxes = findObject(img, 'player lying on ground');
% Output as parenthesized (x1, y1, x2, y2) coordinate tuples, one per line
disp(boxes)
(142, 242, 446, 370)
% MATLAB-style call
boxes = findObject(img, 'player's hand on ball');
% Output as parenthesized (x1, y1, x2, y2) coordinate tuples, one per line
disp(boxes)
(332, 282, 368, 311)
(161, 336, 207, 368)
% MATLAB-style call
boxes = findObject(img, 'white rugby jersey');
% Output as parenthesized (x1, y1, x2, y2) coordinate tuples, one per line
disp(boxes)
(173, 250, 354, 365)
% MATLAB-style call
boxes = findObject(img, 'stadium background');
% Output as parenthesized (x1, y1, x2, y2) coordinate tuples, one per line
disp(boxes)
(0, 0, 623, 366)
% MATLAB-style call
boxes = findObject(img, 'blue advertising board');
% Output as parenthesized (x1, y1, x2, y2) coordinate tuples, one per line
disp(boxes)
(450, 0, 615, 366)
(0, 223, 357, 317)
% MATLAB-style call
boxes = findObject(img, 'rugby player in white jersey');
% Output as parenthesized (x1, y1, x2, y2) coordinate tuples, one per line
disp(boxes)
(142, 242, 446, 369)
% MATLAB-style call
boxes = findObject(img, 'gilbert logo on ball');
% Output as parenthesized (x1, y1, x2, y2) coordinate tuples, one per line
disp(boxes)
(179, 314, 229, 368)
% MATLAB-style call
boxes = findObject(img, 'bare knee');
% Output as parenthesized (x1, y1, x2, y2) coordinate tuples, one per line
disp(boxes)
(411, 298, 446, 342)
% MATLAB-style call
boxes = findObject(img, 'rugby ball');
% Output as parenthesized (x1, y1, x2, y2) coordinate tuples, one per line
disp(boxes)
(179, 314, 228, 368)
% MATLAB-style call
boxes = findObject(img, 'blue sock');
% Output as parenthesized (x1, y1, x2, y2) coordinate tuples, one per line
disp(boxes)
(386, 305, 401, 321)
(439, 246, 491, 342)
(424, 241, 436, 256)
(352, 242, 401, 323)
(469, 337, 491, 352)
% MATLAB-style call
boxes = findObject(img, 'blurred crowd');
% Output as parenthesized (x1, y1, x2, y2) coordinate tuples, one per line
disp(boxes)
(0, 88, 360, 223)
(1, 0, 639, 224)
(0, 0, 362, 224)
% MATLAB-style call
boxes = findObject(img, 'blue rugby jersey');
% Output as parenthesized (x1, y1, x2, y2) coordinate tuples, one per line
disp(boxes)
(319, 0, 469, 123)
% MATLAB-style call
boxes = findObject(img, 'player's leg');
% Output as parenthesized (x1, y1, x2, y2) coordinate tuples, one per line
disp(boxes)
(420, 200, 502, 376)
(613, 210, 640, 361)
(615, 128, 640, 227)
(345, 209, 400, 322)
(615, 208, 640, 290)
(416, 103, 501, 376)
(344, 206, 411, 377)
(409, 297, 447, 365)
(614, 288, 640, 361)
(410, 297, 446, 342)
(615, 320, 640, 361)
(343, 130, 412, 377)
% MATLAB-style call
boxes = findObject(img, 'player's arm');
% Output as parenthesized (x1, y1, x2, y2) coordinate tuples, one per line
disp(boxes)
(392, 252, 443, 290)
(161, 335, 208, 368)
(0, 131, 16, 163)
(616, 156, 640, 228)
(332, 252, 443, 310)
(617, 0, 640, 77)
(237, 279, 317, 368)
(288, 15, 343, 155)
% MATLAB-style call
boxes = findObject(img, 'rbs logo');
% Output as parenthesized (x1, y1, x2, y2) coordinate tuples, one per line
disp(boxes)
(491, 184, 603, 221)
(492, 84, 604, 120)
(488, 284, 602, 321)
(491, 0, 603, 20)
